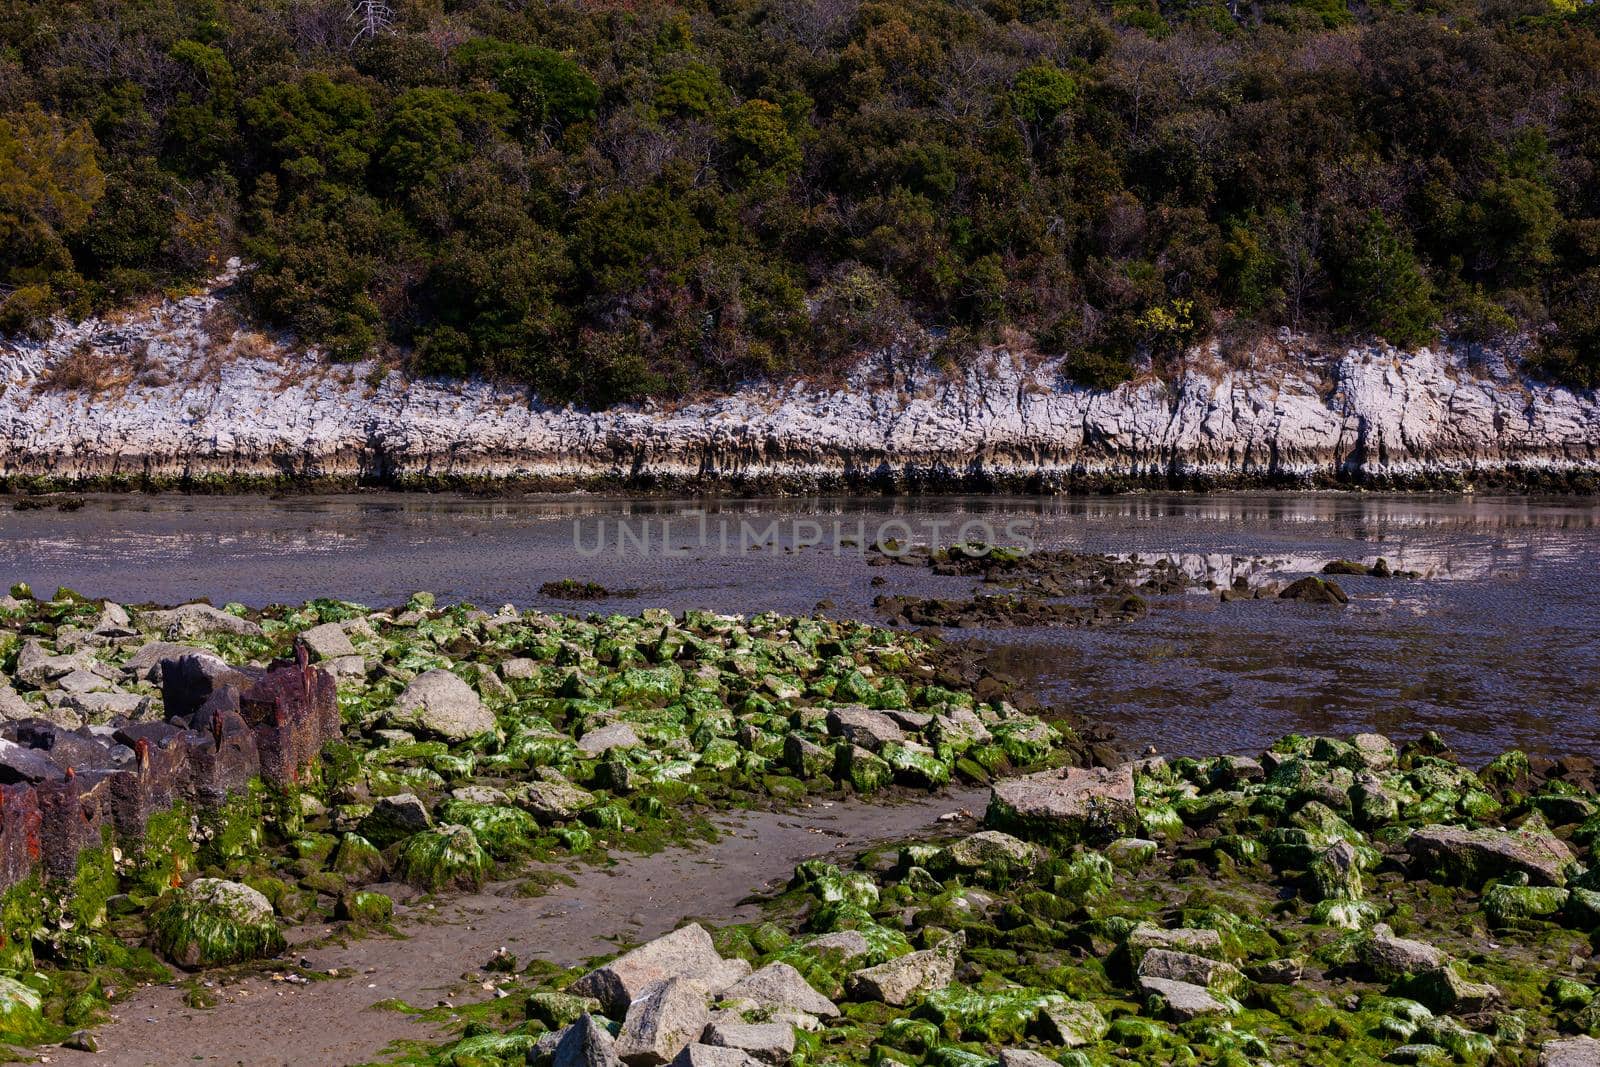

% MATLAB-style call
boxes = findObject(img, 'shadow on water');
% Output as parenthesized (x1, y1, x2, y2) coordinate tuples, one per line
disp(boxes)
(2, 491, 1597, 762)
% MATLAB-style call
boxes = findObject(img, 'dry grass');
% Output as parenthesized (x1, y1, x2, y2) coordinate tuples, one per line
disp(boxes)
(36, 343, 132, 398)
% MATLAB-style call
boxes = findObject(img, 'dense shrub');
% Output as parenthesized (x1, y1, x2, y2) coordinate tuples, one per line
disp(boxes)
(0, 0, 1596, 402)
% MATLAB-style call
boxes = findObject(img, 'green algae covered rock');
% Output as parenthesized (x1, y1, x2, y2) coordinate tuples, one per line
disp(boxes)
(837, 744, 894, 794)
(392, 825, 492, 891)
(0, 976, 48, 1044)
(150, 878, 286, 969)
(526, 990, 602, 1027)
(918, 986, 1069, 1042)
(882, 742, 952, 789)
(337, 890, 394, 925)
(439, 1031, 539, 1066)
(1483, 883, 1570, 929)
(330, 833, 387, 884)
(438, 801, 540, 859)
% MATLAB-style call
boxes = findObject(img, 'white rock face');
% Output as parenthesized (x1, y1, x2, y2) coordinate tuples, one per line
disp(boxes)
(4, 265, 1596, 488)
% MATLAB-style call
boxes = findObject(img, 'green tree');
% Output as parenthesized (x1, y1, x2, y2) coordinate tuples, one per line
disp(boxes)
(165, 40, 238, 174)
(243, 76, 377, 186)
(454, 40, 599, 137)
(1011, 63, 1079, 127)
(1335, 211, 1437, 348)
(721, 100, 802, 184)
(376, 89, 510, 195)
(0, 104, 105, 281)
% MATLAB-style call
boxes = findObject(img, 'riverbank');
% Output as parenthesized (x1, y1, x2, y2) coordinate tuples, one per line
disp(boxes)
(0, 589, 1596, 1065)
(3, 270, 1598, 495)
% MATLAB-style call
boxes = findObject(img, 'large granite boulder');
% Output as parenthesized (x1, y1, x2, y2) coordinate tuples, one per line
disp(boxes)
(386, 669, 494, 742)
(986, 764, 1137, 845)
(1406, 824, 1576, 886)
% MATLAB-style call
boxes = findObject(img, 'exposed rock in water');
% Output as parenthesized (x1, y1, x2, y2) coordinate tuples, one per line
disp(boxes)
(1278, 576, 1350, 604)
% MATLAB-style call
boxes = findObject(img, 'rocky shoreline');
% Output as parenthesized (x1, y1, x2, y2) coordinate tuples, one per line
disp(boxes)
(3, 268, 1599, 494)
(0, 586, 1597, 1064)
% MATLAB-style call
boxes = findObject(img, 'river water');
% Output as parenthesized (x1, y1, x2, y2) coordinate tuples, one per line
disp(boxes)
(2, 493, 1596, 763)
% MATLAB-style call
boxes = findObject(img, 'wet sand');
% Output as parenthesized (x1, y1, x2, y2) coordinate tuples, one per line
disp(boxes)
(52, 788, 986, 1067)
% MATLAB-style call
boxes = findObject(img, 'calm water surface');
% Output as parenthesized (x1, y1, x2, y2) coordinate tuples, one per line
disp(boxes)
(2, 493, 1596, 763)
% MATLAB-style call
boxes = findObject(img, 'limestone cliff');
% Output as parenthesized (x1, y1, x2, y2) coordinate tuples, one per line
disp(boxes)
(3, 266, 1596, 491)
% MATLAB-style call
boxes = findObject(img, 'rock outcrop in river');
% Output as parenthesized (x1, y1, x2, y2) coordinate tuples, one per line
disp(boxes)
(3, 264, 1597, 491)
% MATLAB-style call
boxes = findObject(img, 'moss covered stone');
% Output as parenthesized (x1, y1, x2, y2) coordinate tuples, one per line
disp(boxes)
(337, 890, 394, 925)
(149, 879, 286, 969)
(0, 976, 48, 1044)
(392, 826, 492, 891)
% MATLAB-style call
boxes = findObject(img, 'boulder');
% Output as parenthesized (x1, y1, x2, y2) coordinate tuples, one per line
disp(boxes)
(1399, 966, 1500, 1014)
(998, 1051, 1060, 1067)
(986, 764, 1137, 845)
(386, 669, 494, 742)
(512, 778, 597, 822)
(1124, 925, 1224, 966)
(578, 722, 644, 757)
(1484, 883, 1570, 929)
(846, 931, 964, 1006)
(502, 657, 538, 681)
(1278, 576, 1349, 604)
(1138, 977, 1237, 1020)
(701, 1021, 793, 1066)
(161, 652, 260, 720)
(804, 931, 871, 961)
(91, 600, 136, 637)
(825, 707, 905, 751)
(571, 924, 729, 1018)
(1137, 949, 1245, 996)
(723, 962, 838, 1018)
(1541, 1036, 1600, 1067)
(1407, 825, 1575, 886)
(941, 830, 1045, 871)
(300, 622, 357, 660)
(0, 975, 48, 1044)
(149, 878, 285, 968)
(0, 739, 67, 784)
(121, 641, 214, 682)
(358, 793, 433, 847)
(391, 825, 491, 891)
(835, 744, 893, 794)
(670, 1046, 759, 1067)
(553, 1015, 622, 1067)
(1363, 925, 1449, 981)
(1037, 1000, 1108, 1047)
(0, 678, 30, 720)
(1351, 733, 1399, 770)
(615, 977, 710, 1067)
(142, 603, 263, 637)
(15, 645, 97, 686)
(1308, 838, 1365, 902)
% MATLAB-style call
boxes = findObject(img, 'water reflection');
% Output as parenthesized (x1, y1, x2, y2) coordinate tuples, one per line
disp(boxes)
(2, 492, 1597, 761)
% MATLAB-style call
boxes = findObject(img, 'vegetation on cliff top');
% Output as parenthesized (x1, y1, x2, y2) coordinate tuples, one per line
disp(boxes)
(1, 0, 1598, 405)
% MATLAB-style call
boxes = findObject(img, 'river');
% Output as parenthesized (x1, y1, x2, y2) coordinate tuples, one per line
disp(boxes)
(3, 492, 1596, 763)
